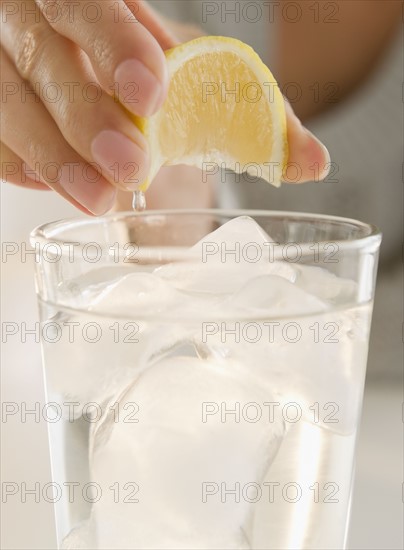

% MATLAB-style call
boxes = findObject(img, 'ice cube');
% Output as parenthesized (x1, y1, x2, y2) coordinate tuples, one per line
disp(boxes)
(42, 310, 138, 409)
(45, 273, 201, 408)
(89, 273, 184, 317)
(260, 313, 367, 434)
(293, 265, 358, 305)
(89, 356, 285, 548)
(229, 274, 328, 317)
(198, 271, 367, 435)
(155, 217, 296, 295)
(190, 215, 275, 261)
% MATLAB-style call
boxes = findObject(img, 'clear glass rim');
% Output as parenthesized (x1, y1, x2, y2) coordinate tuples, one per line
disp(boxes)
(30, 208, 382, 252)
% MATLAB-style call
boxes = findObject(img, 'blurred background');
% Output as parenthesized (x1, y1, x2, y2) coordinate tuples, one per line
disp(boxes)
(1, 1, 403, 548)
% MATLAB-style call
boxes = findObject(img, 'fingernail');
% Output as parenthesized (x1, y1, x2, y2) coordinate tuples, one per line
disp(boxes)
(306, 129, 330, 159)
(114, 59, 166, 117)
(91, 130, 149, 190)
(320, 143, 331, 177)
(304, 129, 331, 179)
(59, 164, 117, 215)
(304, 129, 330, 159)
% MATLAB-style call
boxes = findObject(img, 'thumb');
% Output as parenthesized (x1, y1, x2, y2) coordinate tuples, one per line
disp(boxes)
(283, 101, 331, 183)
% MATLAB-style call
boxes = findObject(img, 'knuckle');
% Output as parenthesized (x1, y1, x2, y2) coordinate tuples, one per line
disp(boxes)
(35, 0, 65, 24)
(92, 32, 115, 74)
(26, 137, 46, 168)
(57, 93, 98, 140)
(15, 23, 52, 80)
(56, 97, 79, 135)
(27, 138, 61, 182)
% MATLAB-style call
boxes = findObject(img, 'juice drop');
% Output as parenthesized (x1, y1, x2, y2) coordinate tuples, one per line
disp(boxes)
(132, 190, 146, 212)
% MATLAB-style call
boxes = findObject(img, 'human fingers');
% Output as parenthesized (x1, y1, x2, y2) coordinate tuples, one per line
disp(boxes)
(1, 141, 49, 190)
(0, 47, 116, 214)
(1, 1, 150, 192)
(35, 0, 168, 117)
(283, 100, 331, 183)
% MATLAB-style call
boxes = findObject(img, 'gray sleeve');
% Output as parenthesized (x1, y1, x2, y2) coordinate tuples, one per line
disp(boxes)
(216, 29, 403, 381)
(218, 30, 403, 264)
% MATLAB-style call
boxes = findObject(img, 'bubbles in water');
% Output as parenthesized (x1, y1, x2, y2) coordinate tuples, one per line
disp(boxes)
(132, 190, 146, 211)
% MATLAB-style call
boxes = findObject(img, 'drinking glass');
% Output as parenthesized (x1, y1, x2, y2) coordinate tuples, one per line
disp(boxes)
(30, 210, 381, 550)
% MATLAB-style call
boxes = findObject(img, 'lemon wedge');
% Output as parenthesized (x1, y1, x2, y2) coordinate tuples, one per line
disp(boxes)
(133, 36, 288, 190)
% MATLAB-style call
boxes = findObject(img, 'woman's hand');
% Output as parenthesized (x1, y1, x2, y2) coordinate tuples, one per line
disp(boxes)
(1, 0, 177, 214)
(1, 0, 330, 215)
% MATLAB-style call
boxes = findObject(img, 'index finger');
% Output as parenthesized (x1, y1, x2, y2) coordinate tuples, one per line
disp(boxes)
(35, 0, 168, 117)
